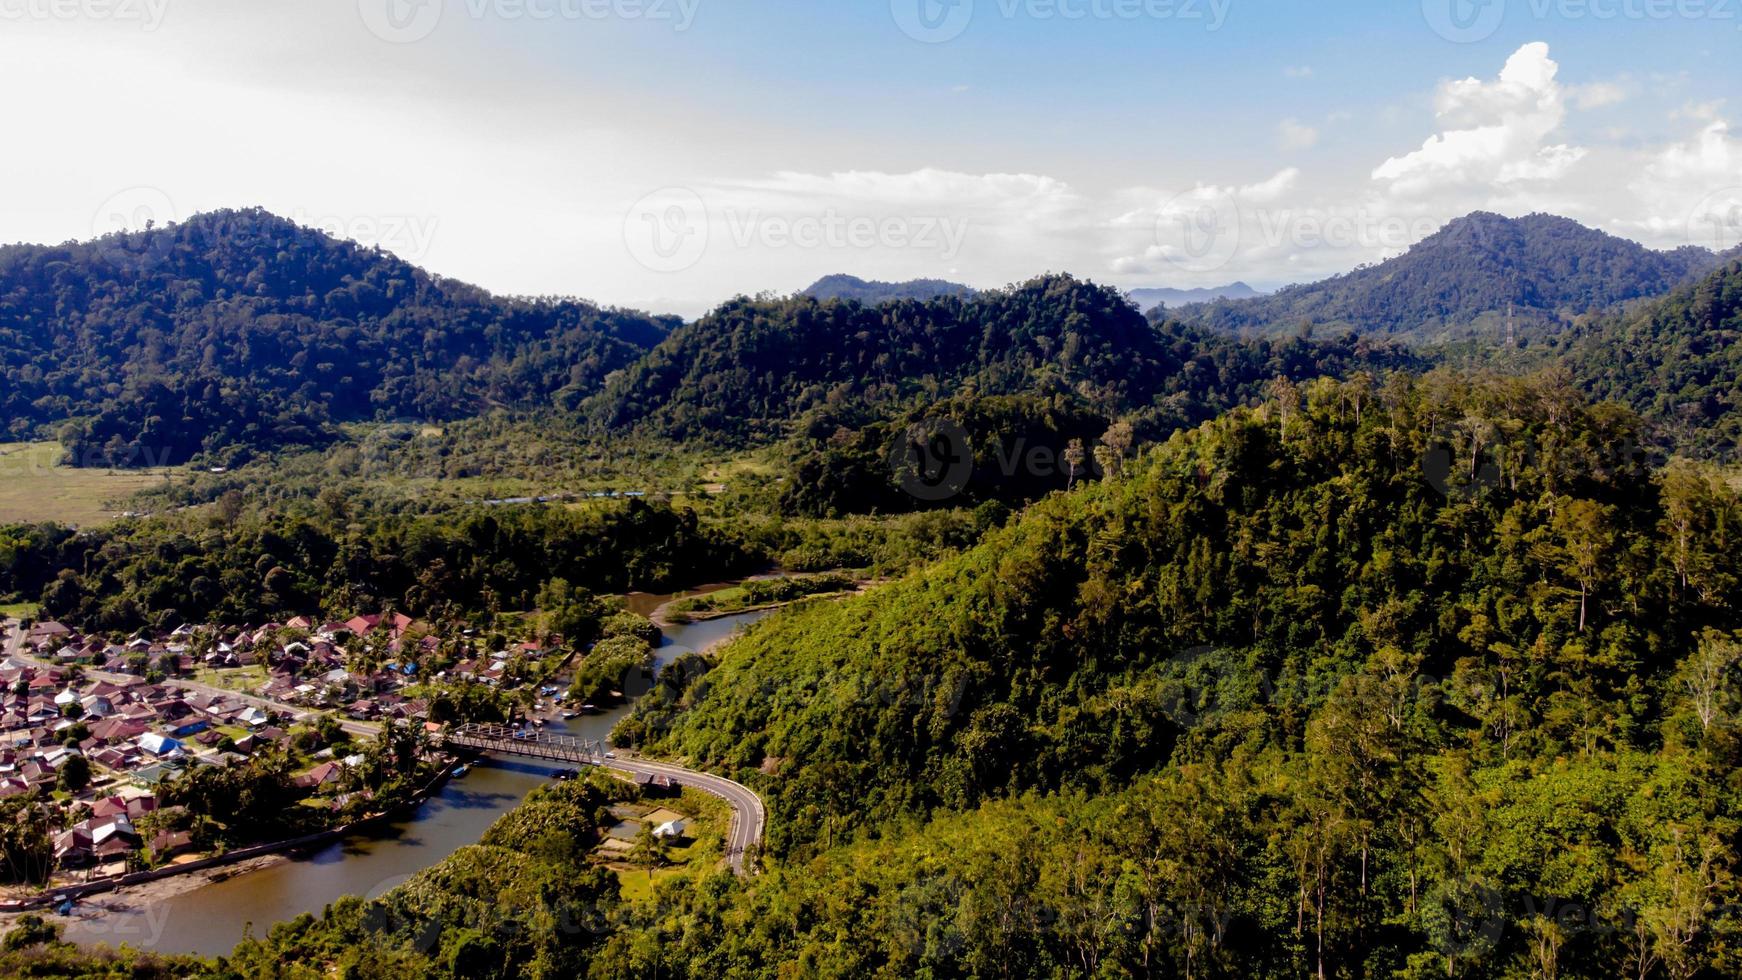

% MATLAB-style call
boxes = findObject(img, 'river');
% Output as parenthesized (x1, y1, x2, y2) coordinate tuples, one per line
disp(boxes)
(59, 608, 771, 957)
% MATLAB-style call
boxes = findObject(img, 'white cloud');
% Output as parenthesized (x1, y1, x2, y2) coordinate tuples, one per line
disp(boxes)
(1622, 120, 1742, 249)
(0, 21, 1735, 313)
(1278, 119, 1320, 151)
(1568, 81, 1628, 110)
(1372, 42, 1585, 196)
(1676, 99, 1727, 122)
(726, 169, 1081, 217)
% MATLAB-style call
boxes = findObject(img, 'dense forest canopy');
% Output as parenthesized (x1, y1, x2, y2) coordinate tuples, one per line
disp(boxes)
(600, 372, 1742, 977)
(587, 275, 1421, 446)
(1176, 212, 1726, 341)
(13, 373, 1741, 979)
(4, 208, 1732, 479)
(0, 208, 675, 466)
(1554, 259, 1742, 459)
(0, 498, 752, 631)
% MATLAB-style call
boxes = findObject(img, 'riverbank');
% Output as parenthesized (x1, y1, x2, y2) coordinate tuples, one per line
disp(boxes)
(646, 573, 876, 632)
(26, 852, 291, 943)
(1, 609, 776, 956)
(0, 757, 462, 919)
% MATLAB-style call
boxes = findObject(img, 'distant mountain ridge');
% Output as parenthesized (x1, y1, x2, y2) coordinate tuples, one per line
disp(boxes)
(0, 208, 675, 466)
(802, 274, 977, 304)
(1176, 212, 1725, 340)
(1128, 282, 1262, 311)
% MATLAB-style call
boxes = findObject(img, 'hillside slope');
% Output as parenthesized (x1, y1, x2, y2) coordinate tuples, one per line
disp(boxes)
(0, 209, 675, 465)
(1179, 212, 1721, 340)
(1556, 259, 1742, 456)
(588, 274, 1420, 446)
(591, 276, 1194, 442)
(627, 371, 1740, 854)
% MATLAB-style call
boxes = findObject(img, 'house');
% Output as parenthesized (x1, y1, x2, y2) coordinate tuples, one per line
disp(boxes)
(79, 694, 114, 719)
(295, 761, 342, 789)
(27, 622, 72, 644)
(88, 717, 148, 744)
(150, 830, 195, 860)
(89, 795, 154, 821)
(93, 836, 134, 863)
(165, 718, 208, 738)
(344, 615, 382, 636)
(136, 733, 184, 759)
(54, 828, 93, 867)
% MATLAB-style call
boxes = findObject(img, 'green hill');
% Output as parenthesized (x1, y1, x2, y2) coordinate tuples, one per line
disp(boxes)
(1179, 212, 1722, 341)
(1554, 259, 1742, 457)
(0, 208, 675, 467)
(589, 274, 1421, 449)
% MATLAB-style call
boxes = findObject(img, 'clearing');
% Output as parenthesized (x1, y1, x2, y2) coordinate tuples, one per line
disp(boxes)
(0, 442, 175, 527)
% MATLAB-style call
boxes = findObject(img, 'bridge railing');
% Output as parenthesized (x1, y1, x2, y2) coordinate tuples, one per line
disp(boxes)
(440, 723, 606, 764)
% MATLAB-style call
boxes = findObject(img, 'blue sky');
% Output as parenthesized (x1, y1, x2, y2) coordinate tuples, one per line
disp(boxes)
(2, 0, 1738, 316)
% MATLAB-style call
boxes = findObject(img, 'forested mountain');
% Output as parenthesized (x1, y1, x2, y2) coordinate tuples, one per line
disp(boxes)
(603, 372, 1742, 977)
(588, 275, 1420, 446)
(1179, 212, 1723, 340)
(1555, 258, 1742, 457)
(801, 273, 976, 304)
(775, 327, 1425, 516)
(0, 209, 676, 466)
(1128, 280, 1261, 311)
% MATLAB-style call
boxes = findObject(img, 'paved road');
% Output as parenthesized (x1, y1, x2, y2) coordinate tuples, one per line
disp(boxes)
(2, 620, 23, 664)
(607, 753, 765, 875)
(2, 645, 378, 739)
(443, 728, 766, 876)
(159, 675, 380, 739)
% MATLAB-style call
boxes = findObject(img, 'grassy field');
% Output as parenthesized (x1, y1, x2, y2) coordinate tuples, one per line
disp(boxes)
(0, 442, 176, 527)
(191, 665, 271, 693)
(0, 602, 40, 620)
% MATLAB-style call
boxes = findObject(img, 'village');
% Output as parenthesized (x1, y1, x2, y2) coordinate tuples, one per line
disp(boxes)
(0, 610, 578, 900)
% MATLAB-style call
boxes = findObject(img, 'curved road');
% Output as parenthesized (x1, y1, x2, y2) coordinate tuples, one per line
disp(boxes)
(606, 753, 765, 875)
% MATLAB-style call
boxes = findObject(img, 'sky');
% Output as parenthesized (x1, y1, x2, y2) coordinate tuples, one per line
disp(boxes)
(2, 0, 1739, 317)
